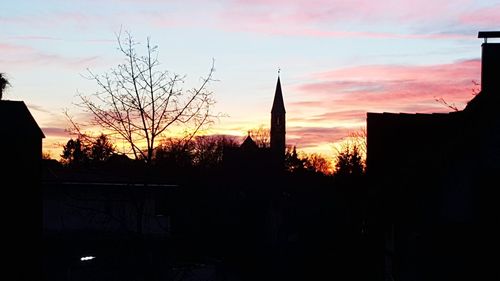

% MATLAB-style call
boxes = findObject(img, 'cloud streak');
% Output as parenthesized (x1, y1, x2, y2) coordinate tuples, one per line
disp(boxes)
(287, 126, 352, 149)
(295, 59, 480, 114)
(458, 3, 500, 26)
(42, 127, 69, 138)
(215, 0, 488, 38)
(0, 42, 104, 70)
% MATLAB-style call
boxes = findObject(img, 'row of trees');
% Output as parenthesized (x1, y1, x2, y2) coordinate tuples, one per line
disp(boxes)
(61, 134, 238, 168)
(248, 125, 365, 176)
(60, 131, 364, 177)
(61, 134, 115, 166)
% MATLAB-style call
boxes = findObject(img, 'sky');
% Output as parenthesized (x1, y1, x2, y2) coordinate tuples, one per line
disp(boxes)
(1, 0, 499, 159)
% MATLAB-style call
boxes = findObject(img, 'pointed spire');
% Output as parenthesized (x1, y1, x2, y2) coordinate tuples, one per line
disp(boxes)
(271, 75, 286, 114)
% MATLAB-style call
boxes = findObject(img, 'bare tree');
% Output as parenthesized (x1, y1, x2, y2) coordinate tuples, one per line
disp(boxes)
(304, 153, 332, 175)
(434, 80, 480, 112)
(347, 127, 367, 158)
(0, 73, 10, 100)
(249, 125, 270, 148)
(434, 97, 459, 112)
(192, 135, 239, 168)
(77, 31, 218, 164)
(471, 80, 480, 96)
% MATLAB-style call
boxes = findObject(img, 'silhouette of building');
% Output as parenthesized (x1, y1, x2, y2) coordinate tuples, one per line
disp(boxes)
(271, 76, 286, 164)
(0, 100, 45, 280)
(366, 32, 500, 281)
(224, 76, 286, 172)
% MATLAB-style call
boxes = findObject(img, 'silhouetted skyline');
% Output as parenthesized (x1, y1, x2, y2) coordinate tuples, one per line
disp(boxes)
(2, 17, 499, 279)
(2, 0, 498, 159)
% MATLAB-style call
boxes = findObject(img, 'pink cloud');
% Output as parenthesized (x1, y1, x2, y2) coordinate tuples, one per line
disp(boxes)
(1, 52, 102, 70)
(272, 59, 481, 151)
(7, 35, 114, 44)
(288, 101, 324, 108)
(0, 43, 34, 54)
(225, 0, 463, 23)
(310, 110, 367, 123)
(42, 127, 70, 138)
(287, 126, 352, 149)
(0, 42, 105, 70)
(217, 0, 474, 38)
(296, 59, 480, 113)
(0, 11, 99, 29)
(459, 4, 500, 26)
(279, 59, 481, 151)
(288, 109, 367, 124)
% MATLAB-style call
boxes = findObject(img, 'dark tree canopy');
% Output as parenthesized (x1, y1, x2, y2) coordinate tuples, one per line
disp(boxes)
(0, 73, 10, 100)
(61, 134, 115, 166)
(304, 153, 332, 175)
(90, 134, 115, 162)
(334, 143, 364, 177)
(61, 138, 88, 166)
(285, 146, 306, 173)
(154, 135, 239, 170)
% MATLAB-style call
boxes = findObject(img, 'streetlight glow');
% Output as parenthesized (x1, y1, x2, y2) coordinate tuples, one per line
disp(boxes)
(80, 256, 95, 262)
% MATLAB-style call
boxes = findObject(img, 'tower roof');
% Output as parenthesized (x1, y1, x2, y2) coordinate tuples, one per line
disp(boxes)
(240, 134, 258, 150)
(271, 76, 286, 114)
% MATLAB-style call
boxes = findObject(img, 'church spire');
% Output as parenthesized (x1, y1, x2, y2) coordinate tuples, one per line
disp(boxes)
(271, 75, 286, 114)
(270, 74, 286, 168)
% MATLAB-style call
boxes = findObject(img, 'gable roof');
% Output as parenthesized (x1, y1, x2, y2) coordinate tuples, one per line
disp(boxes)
(240, 134, 258, 150)
(0, 100, 45, 138)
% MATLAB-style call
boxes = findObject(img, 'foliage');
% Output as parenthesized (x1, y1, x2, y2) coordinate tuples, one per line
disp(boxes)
(285, 146, 306, 173)
(284, 146, 332, 175)
(154, 135, 239, 170)
(90, 134, 115, 162)
(334, 143, 364, 177)
(331, 128, 367, 177)
(61, 134, 115, 166)
(0, 73, 10, 100)
(304, 153, 332, 175)
(192, 135, 239, 169)
(42, 151, 53, 160)
(154, 138, 194, 169)
(61, 138, 88, 166)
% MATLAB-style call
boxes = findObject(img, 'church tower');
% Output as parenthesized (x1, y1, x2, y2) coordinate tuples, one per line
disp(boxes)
(270, 75, 286, 165)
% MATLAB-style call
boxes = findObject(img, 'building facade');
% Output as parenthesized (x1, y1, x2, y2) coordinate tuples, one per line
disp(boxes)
(366, 32, 500, 281)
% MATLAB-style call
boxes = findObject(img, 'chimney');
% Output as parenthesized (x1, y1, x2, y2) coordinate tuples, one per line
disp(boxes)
(478, 31, 500, 93)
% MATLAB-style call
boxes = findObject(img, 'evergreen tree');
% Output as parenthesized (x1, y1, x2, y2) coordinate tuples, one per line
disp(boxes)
(334, 144, 364, 177)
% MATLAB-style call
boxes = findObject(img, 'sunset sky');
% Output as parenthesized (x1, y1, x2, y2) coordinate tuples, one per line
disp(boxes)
(1, 0, 498, 159)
